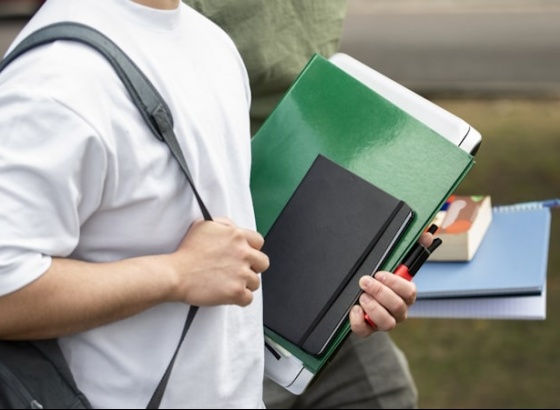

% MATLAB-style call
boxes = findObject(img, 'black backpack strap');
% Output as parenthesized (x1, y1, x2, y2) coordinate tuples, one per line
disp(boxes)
(0, 22, 210, 408)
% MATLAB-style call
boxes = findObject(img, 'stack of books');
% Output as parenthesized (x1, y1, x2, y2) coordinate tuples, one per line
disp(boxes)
(410, 199, 557, 321)
(250, 52, 479, 395)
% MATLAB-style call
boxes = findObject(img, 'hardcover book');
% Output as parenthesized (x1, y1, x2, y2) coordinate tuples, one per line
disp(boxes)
(428, 195, 492, 261)
(262, 154, 413, 356)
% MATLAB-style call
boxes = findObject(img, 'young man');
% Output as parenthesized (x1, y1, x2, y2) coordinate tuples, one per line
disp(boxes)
(0, 0, 420, 407)
(184, 1, 421, 408)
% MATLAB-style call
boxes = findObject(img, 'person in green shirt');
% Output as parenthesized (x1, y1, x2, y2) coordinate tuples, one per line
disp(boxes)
(183, 1, 419, 408)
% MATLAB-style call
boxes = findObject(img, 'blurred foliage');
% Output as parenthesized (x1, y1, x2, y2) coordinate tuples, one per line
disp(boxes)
(391, 98, 560, 409)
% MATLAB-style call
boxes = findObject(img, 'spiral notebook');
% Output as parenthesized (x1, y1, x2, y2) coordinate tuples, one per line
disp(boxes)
(409, 285, 547, 320)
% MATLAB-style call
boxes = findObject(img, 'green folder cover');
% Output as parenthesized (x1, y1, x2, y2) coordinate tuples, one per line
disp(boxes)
(251, 54, 475, 377)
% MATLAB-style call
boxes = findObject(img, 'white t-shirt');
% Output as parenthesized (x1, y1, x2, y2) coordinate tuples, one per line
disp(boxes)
(0, 0, 264, 408)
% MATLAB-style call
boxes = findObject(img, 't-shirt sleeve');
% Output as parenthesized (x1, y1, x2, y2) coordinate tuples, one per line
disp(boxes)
(0, 89, 107, 296)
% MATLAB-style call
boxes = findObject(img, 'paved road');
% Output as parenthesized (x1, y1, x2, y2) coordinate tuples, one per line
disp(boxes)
(2, 1, 560, 97)
(340, 0, 560, 97)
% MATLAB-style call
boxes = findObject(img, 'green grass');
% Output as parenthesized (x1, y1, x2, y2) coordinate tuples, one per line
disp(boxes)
(390, 99, 560, 409)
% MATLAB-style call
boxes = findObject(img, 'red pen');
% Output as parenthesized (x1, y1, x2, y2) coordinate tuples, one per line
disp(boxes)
(364, 237, 443, 328)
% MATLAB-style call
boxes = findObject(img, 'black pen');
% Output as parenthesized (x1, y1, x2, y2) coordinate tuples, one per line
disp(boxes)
(364, 237, 443, 328)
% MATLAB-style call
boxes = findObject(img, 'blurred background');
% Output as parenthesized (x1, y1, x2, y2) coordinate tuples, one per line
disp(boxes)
(1, 0, 559, 408)
(340, 1, 560, 409)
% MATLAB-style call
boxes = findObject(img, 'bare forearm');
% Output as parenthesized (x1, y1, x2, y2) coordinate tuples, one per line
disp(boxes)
(0, 219, 270, 340)
(0, 255, 177, 340)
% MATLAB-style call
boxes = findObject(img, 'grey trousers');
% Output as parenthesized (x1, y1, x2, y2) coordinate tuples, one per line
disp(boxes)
(263, 332, 418, 409)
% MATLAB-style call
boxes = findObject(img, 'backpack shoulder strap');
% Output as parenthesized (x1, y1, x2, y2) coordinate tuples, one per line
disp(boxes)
(0, 21, 211, 221)
(0, 21, 209, 409)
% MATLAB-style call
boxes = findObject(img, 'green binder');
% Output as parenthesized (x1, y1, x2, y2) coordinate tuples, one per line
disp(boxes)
(250, 54, 475, 393)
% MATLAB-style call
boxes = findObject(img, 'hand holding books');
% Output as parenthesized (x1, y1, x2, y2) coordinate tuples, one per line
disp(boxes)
(364, 228, 442, 329)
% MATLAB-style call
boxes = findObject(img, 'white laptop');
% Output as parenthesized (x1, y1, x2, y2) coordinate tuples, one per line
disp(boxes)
(330, 53, 482, 155)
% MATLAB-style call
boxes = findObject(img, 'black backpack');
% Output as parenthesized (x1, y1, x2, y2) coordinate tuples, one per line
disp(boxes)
(0, 21, 211, 409)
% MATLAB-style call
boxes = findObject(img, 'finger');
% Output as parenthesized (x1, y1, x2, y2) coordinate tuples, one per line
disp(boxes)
(358, 292, 397, 331)
(236, 287, 255, 307)
(359, 274, 410, 324)
(349, 305, 374, 338)
(249, 248, 270, 274)
(245, 270, 261, 292)
(373, 271, 417, 306)
(358, 276, 393, 327)
(244, 229, 265, 250)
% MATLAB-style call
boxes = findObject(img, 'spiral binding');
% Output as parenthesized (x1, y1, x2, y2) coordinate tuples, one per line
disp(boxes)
(493, 198, 560, 213)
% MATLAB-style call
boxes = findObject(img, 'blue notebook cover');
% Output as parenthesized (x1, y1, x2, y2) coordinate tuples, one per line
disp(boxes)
(414, 207, 551, 299)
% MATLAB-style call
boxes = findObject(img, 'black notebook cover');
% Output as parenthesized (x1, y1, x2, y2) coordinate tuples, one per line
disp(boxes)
(262, 155, 414, 356)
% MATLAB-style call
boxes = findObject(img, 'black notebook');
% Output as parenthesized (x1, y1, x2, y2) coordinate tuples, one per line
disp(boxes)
(262, 155, 414, 356)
